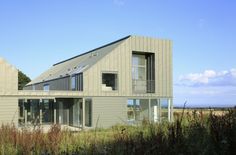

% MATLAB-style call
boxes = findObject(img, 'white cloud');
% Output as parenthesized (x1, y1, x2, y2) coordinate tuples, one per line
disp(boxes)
(175, 68, 236, 107)
(178, 68, 236, 87)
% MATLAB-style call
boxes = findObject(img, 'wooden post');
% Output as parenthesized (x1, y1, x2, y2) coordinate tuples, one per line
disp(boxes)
(39, 99, 42, 124)
(24, 99, 27, 126)
(67, 109, 69, 125)
(24, 110, 27, 126)
(168, 99, 171, 122)
(82, 98, 85, 129)
(148, 99, 151, 122)
(158, 99, 161, 122)
(133, 99, 136, 121)
(170, 98, 174, 122)
(53, 99, 57, 124)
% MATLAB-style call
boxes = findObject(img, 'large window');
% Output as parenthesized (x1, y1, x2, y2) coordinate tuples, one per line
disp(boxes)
(127, 99, 149, 123)
(102, 73, 118, 91)
(127, 99, 160, 124)
(132, 52, 155, 93)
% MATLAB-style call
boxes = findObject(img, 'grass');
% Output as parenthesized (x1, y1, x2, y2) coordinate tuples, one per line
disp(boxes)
(0, 107, 235, 155)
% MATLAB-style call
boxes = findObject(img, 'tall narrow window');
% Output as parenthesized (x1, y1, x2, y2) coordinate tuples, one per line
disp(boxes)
(132, 54, 146, 80)
(71, 76, 76, 90)
(78, 73, 83, 91)
(32, 85, 35, 90)
(132, 54, 146, 93)
(132, 52, 155, 93)
(71, 73, 83, 91)
(85, 99, 92, 127)
(102, 73, 118, 91)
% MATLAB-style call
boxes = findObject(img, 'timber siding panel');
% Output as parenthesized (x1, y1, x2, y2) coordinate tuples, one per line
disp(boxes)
(92, 97, 126, 128)
(23, 35, 172, 98)
(23, 36, 172, 98)
(163, 40, 167, 97)
(0, 97, 18, 125)
(0, 58, 18, 126)
(0, 58, 18, 93)
(83, 36, 172, 98)
(170, 41, 173, 96)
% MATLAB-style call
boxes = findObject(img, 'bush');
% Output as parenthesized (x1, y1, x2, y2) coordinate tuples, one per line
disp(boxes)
(0, 108, 235, 154)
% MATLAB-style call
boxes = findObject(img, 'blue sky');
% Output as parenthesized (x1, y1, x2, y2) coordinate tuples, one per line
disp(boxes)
(0, 0, 235, 107)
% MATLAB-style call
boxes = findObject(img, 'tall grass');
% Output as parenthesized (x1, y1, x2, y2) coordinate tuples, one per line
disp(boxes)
(0, 108, 235, 155)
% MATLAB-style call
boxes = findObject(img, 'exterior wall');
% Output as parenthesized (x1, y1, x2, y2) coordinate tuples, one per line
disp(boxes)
(92, 97, 127, 128)
(23, 36, 173, 100)
(83, 36, 172, 98)
(0, 58, 18, 126)
(0, 58, 18, 92)
(0, 97, 18, 126)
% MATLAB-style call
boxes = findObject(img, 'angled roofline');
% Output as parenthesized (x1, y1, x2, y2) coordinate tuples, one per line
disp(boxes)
(53, 35, 131, 66)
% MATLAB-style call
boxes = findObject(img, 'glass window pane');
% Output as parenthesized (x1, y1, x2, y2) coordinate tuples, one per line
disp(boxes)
(150, 99, 159, 122)
(132, 56, 139, 66)
(138, 67, 146, 80)
(127, 100, 135, 121)
(161, 99, 169, 122)
(71, 76, 76, 90)
(43, 84, 50, 91)
(85, 99, 92, 127)
(132, 54, 146, 66)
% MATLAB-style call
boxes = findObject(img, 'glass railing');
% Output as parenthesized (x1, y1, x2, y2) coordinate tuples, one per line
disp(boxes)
(132, 80, 155, 93)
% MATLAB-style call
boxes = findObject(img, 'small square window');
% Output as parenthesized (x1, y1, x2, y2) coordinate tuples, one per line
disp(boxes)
(102, 73, 118, 91)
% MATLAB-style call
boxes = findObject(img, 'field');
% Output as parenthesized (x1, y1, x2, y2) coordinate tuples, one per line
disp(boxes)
(174, 108, 229, 116)
(0, 107, 235, 155)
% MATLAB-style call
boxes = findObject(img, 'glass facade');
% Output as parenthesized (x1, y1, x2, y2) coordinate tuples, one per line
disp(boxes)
(41, 99, 54, 124)
(127, 99, 150, 123)
(18, 98, 94, 128)
(127, 98, 172, 124)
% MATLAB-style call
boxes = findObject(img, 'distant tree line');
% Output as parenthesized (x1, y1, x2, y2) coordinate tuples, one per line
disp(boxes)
(18, 70, 31, 90)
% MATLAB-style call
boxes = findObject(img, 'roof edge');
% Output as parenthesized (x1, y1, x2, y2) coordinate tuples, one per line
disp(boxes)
(53, 35, 131, 66)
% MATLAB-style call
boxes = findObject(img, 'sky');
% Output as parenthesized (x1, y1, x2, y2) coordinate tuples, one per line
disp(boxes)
(0, 0, 236, 107)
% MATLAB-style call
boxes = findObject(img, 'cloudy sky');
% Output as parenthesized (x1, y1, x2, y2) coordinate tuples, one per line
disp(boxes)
(0, 0, 235, 107)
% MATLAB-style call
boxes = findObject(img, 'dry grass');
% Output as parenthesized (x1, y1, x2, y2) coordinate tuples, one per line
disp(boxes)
(0, 107, 235, 155)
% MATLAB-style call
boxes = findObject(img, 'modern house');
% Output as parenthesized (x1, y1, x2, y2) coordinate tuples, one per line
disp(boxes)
(0, 35, 173, 129)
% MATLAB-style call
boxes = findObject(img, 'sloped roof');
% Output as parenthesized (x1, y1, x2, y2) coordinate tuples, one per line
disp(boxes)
(27, 35, 130, 86)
